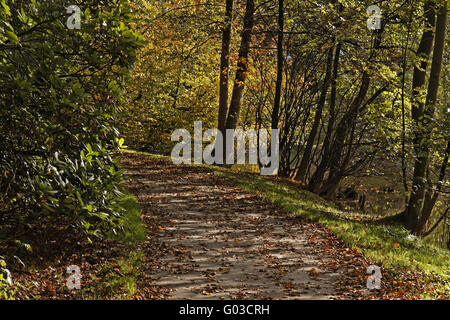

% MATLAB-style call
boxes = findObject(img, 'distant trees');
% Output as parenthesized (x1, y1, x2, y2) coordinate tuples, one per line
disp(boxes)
(122, 0, 220, 152)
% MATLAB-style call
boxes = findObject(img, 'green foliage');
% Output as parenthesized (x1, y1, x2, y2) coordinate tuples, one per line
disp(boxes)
(0, 1, 144, 235)
(78, 191, 145, 299)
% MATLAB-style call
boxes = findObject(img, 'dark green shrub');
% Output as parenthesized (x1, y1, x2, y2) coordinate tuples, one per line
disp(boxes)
(0, 0, 144, 235)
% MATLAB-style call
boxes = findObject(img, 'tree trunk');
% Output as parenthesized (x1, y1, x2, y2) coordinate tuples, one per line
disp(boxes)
(218, 0, 234, 135)
(411, 1, 448, 234)
(308, 43, 341, 193)
(316, 19, 384, 198)
(418, 141, 450, 235)
(404, 0, 437, 231)
(271, 0, 284, 131)
(297, 47, 333, 182)
(320, 72, 371, 198)
(225, 0, 255, 131)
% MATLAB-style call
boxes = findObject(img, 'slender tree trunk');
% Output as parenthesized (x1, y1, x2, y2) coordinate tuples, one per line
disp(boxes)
(418, 141, 450, 235)
(225, 0, 255, 131)
(410, 1, 447, 234)
(271, 0, 284, 131)
(401, 5, 414, 202)
(308, 43, 341, 193)
(317, 19, 385, 198)
(320, 72, 371, 198)
(297, 47, 333, 182)
(218, 0, 234, 135)
(411, 1, 437, 122)
(404, 0, 437, 230)
(447, 233, 450, 250)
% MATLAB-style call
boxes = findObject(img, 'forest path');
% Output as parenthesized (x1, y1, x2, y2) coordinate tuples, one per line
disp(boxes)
(121, 152, 369, 300)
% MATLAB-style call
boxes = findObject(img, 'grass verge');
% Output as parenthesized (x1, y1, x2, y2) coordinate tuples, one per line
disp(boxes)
(82, 189, 146, 300)
(109, 192, 146, 243)
(81, 250, 144, 300)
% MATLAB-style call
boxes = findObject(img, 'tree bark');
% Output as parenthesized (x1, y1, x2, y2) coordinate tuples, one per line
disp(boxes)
(308, 43, 341, 193)
(225, 0, 256, 131)
(404, 0, 437, 231)
(218, 0, 234, 135)
(297, 47, 334, 182)
(271, 0, 284, 131)
(418, 141, 450, 235)
(411, 1, 448, 234)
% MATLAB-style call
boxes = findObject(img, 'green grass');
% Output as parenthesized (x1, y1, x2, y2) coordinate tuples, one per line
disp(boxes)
(82, 250, 144, 300)
(109, 193, 146, 243)
(126, 150, 450, 286)
(83, 186, 146, 299)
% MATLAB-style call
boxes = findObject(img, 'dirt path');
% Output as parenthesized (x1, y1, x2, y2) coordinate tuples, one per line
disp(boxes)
(121, 153, 371, 300)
